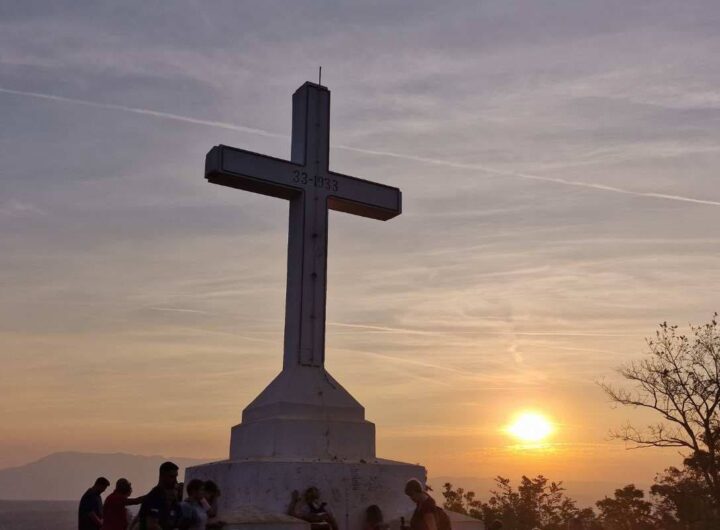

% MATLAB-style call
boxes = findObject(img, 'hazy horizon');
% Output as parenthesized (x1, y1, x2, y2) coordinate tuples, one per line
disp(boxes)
(0, 450, 650, 508)
(2, 0, 719, 491)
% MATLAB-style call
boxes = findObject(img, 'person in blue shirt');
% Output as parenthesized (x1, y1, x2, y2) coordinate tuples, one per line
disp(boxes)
(79, 477, 110, 530)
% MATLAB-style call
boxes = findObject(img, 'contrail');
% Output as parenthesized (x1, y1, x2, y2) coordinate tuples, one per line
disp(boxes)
(148, 306, 213, 315)
(328, 321, 638, 337)
(335, 145, 720, 207)
(3, 86, 719, 207)
(0, 87, 286, 139)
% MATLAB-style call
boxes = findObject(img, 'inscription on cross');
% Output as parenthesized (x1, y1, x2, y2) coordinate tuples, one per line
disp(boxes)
(206, 82, 402, 369)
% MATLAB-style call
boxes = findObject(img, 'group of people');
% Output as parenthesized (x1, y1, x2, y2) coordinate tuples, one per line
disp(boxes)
(78, 461, 223, 530)
(80, 468, 492, 530)
(285, 478, 451, 530)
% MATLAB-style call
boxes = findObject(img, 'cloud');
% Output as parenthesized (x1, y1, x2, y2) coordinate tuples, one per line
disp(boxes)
(0, 200, 45, 217)
(147, 307, 213, 315)
(2, 0, 720, 481)
(0, 87, 286, 139)
(3, 86, 719, 208)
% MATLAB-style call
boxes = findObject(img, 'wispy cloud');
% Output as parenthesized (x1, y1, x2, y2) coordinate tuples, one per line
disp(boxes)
(329, 321, 638, 338)
(0, 87, 286, 139)
(2, 86, 719, 207)
(147, 306, 212, 315)
(0, 199, 45, 216)
(337, 145, 720, 207)
(2, 0, 718, 484)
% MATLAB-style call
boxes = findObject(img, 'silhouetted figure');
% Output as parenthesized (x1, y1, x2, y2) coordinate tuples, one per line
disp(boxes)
(137, 461, 180, 530)
(202, 481, 224, 529)
(404, 479, 439, 530)
(180, 479, 208, 530)
(102, 478, 144, 530)
(487, 520, 502, 530)
(175, 482, 185, 505)
(79, 477, 110, 530)
(363, 504, 389, 530)
(288, 486, 338, 530)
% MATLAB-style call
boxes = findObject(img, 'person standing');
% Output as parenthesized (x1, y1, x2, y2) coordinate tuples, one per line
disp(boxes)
(79, 477, 111, 530)
(102, 478, 145, 530)
(404, 479, 438, 530)
(180, 479, 208, 530)
(201, 480, 224, 529)
(137, 461, 180, 530)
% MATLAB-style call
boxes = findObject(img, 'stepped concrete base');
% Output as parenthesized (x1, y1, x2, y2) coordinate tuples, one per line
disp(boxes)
(231, 367, 376, 461)
(230, 417, 375, 461)
(186, 458, 426, 530)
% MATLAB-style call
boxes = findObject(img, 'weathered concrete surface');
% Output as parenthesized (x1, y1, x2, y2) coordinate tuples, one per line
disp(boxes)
(186, 458, 425, 530)
(192, 365, 425, 530)
(231, 367, 375, 460)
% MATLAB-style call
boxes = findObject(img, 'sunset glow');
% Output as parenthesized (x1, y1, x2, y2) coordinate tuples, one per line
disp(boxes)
(506, 412, 554, 443)
(3, 2, 717, 510)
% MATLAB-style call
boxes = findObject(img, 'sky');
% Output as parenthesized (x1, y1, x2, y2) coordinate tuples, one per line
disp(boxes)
(2, 0, 720, 502)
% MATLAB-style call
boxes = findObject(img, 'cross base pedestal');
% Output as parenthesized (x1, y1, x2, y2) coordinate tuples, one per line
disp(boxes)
(185, 458, 426, 530)
(230, 417, 375, 461)
(231, 367, 376, 460)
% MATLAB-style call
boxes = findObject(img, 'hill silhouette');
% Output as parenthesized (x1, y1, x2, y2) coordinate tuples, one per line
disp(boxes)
(0, 452, 213, 500)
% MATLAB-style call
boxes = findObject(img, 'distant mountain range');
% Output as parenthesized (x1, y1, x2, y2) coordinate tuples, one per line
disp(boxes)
(0, 452, 213, 501)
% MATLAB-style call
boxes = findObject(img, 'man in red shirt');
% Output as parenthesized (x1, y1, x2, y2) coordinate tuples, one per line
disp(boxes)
(102, 478, 144, 530)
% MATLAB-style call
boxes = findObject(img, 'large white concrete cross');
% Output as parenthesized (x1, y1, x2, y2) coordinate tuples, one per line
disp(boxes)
(206, 82, 402, 369)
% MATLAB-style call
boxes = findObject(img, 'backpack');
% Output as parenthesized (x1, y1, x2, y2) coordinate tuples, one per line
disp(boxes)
(434, 506, 452, 530)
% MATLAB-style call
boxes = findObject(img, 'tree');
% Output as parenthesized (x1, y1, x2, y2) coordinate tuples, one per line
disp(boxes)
(441, 482, 483, 518)
(651, 465, 719, 529)
(600, 315, 720, 507)
(595, 484, 655, 530)
(477, 475, 592, 530)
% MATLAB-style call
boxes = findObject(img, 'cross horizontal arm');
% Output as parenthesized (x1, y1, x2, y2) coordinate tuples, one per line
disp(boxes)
(205, 145, 301, 200)
(206, 145, 402, 221)
(328, 170, 402, 221)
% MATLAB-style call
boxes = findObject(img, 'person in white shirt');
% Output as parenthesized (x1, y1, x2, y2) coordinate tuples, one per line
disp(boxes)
(180, 479, 208, 530)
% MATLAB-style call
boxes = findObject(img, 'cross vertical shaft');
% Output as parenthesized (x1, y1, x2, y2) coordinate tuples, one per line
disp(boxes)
(285, 84, 330, 368)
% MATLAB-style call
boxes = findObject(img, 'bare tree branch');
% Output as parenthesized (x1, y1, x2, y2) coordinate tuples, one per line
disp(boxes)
(599, 315, 720, 506)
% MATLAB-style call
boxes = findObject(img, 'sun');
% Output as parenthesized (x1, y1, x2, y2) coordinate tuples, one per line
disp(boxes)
(506, 411, 554, 443)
